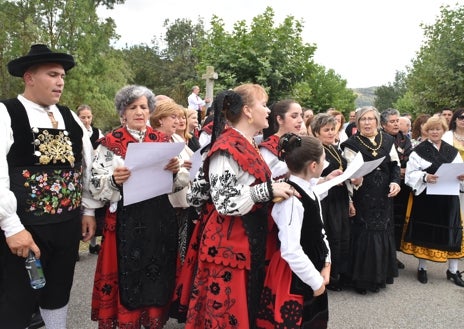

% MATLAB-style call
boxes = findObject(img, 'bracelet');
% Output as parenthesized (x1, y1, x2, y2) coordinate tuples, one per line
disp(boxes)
(111, 174, 122, 189)
(267, 179, 274, 200)
(422, 173, 427, 183)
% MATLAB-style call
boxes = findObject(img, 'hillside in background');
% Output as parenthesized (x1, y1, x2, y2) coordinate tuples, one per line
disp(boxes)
(353, 87, 377, 108)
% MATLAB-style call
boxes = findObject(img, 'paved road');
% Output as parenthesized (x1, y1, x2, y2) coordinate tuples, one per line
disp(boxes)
(66, 247, 463, 329)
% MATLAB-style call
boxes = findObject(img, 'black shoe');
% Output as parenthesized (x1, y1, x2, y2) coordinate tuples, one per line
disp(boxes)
(89, 244, 101, 254)
(397, 259, 405, 269)
(28, 311, 45, 329)
(355, 288, 367, 295)
(446, 270, 464, 287)
(386, 277, 394, 284)
(417, 269, 427, 284)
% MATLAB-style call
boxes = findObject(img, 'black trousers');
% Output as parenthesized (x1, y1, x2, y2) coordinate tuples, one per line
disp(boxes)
(0, 216, 81, 329)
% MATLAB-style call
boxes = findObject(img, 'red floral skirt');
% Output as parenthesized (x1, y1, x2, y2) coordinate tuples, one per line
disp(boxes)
(256, 251, 328, 329)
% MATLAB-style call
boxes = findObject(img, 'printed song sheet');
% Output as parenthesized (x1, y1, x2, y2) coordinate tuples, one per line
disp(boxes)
(426, 163, 464, 195)
(123, 142, 184, 205)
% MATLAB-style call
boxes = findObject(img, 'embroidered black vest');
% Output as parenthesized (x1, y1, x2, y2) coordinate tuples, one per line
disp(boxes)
(287, 181, 329, 299)
(3, 98, 83, 225)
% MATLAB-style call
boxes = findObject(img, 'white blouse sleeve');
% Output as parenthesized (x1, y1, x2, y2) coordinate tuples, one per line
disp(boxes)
(272, 196, 324, 291)
(260, 147, 287, 180)
(89, 144, 125, 203)
(208, 151, 269, 216)
(0, 106, 24, 237)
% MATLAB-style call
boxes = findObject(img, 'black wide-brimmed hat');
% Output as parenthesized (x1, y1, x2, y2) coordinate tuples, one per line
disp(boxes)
(7, 44, 75, 77)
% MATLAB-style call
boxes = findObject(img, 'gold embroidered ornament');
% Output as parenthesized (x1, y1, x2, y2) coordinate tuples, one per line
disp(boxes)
(32, 128, 75, 167)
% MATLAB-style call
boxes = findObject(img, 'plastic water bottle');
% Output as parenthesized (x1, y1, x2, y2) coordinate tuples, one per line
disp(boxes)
(25, 251, 46, 289)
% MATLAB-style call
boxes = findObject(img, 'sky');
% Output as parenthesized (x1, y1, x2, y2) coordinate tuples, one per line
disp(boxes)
(97, 0, 462, 88)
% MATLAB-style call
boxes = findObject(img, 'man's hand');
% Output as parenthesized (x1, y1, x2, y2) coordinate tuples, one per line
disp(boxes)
(6, 229, 40, 258)
(81, 215, 96, 242)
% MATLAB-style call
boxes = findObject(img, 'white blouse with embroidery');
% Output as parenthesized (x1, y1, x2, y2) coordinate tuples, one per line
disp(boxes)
(89, 129, 190, 212)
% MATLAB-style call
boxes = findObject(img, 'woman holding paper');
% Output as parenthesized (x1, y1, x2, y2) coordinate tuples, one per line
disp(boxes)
(401, 116, 464, 287)
(340, 106, 401, 294)
(89, 85, 188, 328)
(150, 101, 194, 263)
(312, 113, 352, 291)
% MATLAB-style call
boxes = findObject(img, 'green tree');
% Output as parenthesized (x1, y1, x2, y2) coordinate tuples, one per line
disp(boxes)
(0, 0, 129, 130)
(406, 4, 464, 112)
(195, 7, 318, 103)
(294, 64, 356, 113)
(393, 90, 421, 117)
(122, 18, 206, 106)
(160, 17, 206, 104)
(374, 71, 407, 111)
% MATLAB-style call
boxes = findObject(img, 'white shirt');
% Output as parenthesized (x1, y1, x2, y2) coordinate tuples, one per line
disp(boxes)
(0, 95, 98, 237)
(405, 140, 464, 195)
(187, 92, 205, 111)
(272, 175, 331, 292)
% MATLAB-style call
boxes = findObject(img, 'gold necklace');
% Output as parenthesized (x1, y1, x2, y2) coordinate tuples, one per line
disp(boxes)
(356, 133, 383, 156)
(324, 144, 343, 170)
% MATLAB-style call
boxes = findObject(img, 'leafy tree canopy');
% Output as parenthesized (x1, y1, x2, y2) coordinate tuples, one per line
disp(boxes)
(406, 4, 464, 114)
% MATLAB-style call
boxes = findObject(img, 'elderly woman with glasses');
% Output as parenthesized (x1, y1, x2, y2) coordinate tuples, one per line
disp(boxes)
(340, 106, 401, 295)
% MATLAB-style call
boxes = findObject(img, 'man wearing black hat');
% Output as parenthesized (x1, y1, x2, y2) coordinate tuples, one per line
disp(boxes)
(0, 44, 97, 328)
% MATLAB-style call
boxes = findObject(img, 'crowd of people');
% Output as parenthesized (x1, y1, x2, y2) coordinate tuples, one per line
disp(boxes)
(1, 44, 464, 329)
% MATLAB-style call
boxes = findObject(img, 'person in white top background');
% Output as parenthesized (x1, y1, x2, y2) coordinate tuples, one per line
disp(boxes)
(77, 104, 105, 257)
(0, 44, 97, 329)
(187, 85, 210, 122)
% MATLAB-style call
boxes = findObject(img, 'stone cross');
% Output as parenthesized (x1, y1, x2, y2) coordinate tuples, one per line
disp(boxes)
(202, 66, 218, 108)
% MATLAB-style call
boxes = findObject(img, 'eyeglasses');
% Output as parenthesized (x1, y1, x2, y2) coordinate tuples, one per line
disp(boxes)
(457, 116, 464, 121)
(359, 117, 376, 123)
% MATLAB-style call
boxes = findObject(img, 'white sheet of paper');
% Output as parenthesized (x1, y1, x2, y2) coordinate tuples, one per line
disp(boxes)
(189, 147, 206, 181)
(350, 155, 386, 179)
(426, 163, 464, 195)
(314, 152, 363, 196)
(123, 142, 185, 206)
(313, 153, 386, 196)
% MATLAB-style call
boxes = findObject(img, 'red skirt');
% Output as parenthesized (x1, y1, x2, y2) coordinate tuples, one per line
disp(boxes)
(256, 251, 328, 329)
(91, 211, 170, 329)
